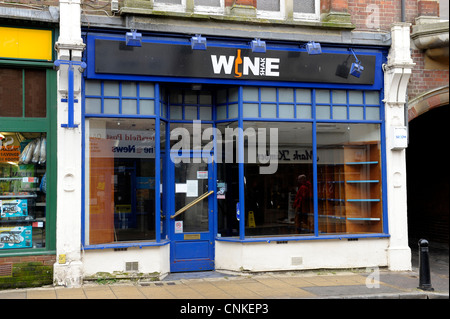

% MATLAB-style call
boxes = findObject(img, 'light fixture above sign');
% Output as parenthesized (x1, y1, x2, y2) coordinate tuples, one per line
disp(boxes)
(191, 34, 207, 50)
(251, 38, 266, 53)
(126, 30, 142, 47)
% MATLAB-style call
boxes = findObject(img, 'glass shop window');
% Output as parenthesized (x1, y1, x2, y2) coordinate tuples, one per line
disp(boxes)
(243, 121, 314, 237)
(216, 122, 240, 238)
(0, 132, 47, 250)
(316, 123, 383, 234)
(85, 118, 157, 245)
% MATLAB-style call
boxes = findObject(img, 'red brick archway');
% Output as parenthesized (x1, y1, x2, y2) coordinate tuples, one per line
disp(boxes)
(408, 86, 449, 122)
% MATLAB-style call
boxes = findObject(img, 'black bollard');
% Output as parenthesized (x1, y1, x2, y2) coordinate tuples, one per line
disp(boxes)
(418, 239, 434, 291)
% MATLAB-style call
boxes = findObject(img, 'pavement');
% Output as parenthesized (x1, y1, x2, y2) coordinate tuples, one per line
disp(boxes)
(0, 245, 448, 301)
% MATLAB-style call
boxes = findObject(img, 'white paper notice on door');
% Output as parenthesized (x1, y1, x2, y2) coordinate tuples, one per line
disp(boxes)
(175, 183, 187, 193)
(186, 180, 198, 197)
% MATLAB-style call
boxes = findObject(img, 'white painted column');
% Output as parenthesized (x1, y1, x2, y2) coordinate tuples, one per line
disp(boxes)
(53, 0, 86, 287)
(383, 23, 416, 271)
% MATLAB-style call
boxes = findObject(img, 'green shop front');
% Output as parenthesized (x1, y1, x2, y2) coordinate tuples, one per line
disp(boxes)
(0, 25, 57, 288)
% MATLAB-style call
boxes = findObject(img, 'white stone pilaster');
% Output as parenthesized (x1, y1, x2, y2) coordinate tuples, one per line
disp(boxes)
(383, 23, 415, 271)
(53, 0, 85, 287)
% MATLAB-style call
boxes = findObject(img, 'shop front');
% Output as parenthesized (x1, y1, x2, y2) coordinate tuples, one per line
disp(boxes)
(0, 25, 57, 287)
(80, 30, 391, 275)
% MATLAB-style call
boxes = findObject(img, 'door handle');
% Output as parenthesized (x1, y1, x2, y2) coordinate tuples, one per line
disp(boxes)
(170, 190, 214, 219)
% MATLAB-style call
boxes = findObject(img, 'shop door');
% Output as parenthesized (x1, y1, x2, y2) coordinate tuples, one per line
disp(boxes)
(170, 153, 215, 272)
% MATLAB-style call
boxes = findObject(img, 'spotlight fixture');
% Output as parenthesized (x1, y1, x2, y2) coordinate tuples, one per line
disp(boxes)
(349, 48, 364, 78)
(126, 29, 142, 47)
(305, 41, 322, 55)
(251, 38, 266, 53)
(191, 34, 207, 50)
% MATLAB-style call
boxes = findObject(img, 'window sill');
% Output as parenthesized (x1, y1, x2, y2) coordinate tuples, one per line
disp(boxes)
(118, 6, 354, 30)
(216, 233, 390, 243)
(83, 239, 170, 251)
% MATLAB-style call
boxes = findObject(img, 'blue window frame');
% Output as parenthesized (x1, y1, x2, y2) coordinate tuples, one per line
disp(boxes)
(81, 32, 389, 249)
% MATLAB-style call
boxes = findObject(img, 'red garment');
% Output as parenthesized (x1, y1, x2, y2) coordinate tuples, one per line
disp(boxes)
(293, 181, 311, 212)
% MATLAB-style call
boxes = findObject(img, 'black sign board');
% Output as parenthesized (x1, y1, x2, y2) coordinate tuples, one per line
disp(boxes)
(94, 39, 376, 85)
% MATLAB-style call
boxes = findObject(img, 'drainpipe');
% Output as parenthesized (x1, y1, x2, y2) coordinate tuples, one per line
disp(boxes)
(401, 0, 405, 22)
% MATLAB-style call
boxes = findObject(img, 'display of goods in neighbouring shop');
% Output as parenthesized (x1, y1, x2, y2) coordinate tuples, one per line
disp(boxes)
(19, 136, 46, 165)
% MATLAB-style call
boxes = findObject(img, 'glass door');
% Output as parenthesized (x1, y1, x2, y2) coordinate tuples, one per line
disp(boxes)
(169, 152, 214, 272)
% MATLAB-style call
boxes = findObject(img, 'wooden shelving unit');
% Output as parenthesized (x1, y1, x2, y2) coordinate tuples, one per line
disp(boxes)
(318, 142, 382, 234)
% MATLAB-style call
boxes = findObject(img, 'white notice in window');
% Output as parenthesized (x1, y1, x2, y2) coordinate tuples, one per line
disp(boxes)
(186, 180, 198, 197)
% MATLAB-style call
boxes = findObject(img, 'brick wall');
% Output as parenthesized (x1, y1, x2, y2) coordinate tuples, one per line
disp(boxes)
(409, 50, 449, 100)
(348, 0, 419, 31)
(0, 255, 56, 290)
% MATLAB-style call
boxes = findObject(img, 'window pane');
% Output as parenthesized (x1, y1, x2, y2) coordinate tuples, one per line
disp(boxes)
(317, 123, 383, 234)
(228, 88, 239, 103)
(140, 83, 154, 98)
(85, 80, 101, 95)
(104, 82, 119, 96)
(216, 122, 239, 237)
(279, 104, 294, 118)
(349, 106, 364, 120)
(296, 89, 311, 104)
(0, 132, 47, 250)
(366, 107, 380, 120)
(332, 90, 347, 104)
(122, 82, 137, 97)
(199, 92, 212, 105)
(365, 91, 380, 105)
(293, 0, 315, 13)
(170, 105, 182, 120)
(279, 88, 294, 103)
(333, 106, 347, 119)
(104, 99, 119, 114)
(140, 100, 155, 115)
(216, 105, 227, 120)
(122, 100, 137, 114)
(243, 122, 314, 236)
(154, 0, 181, 3)
(349, 91, 363, 105)
(86, 118, 156, 245)
(243, 87, 258, 101)
(86, 98, 101, 113)
(0, 68, 23, 117)
(195, 0, 220, 6)
(228, 103, 238, 118)
(184, 106, 198, 120)
(184, 92, 197, 104)
(296, 105, 312, 119)
(258, 0, 280, 11)
(316, 90, 330, 104)
(243, 103, 259, 118)
(260, 88, 276, 102)
(260, 104, 276, 118)
(24, 70, 46, 118)
(199, 106, 212, 120)
(316, 105, 331, 119)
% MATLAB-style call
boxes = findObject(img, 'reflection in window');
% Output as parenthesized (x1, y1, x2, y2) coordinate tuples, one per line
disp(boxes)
(85, 118, 157, 245)
(243, 122, 314, 237)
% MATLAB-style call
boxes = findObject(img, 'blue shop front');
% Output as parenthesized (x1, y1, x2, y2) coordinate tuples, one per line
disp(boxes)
(80, 30, 390, 275)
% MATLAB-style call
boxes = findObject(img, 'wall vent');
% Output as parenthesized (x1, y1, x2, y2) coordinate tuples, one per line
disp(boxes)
(125, 261, 139, 272)
(291, 257, 303, 266)
(0, 263, 13, 277)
